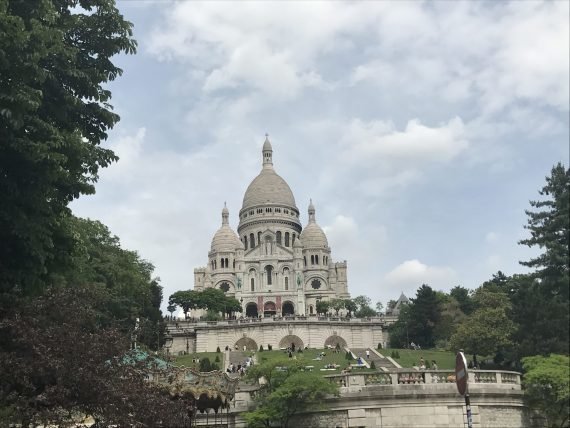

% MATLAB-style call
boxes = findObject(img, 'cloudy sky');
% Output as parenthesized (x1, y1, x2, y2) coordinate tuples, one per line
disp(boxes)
(71, 1, 569, 309)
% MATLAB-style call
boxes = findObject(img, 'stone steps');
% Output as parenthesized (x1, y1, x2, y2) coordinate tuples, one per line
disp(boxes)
(350, 347, 399, 370)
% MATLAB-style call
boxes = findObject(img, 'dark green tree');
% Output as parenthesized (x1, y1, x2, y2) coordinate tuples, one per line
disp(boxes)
(522, 354, 569, 428)
(515, 164, 569, 357)
(449, 285, 475, 315)
(0, 0, 136, 294)
(315, 300, 330, 315)
(244, 359, 338, 428)
(407, 284, 441, 348)
(450, 288, 515, 361)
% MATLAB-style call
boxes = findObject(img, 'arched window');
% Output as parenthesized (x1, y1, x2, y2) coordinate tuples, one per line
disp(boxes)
(315, 255, 319, 265)
(292, 233, 296, 246)
(311, 255, 315, 265)
(265, 265, 273, 285)
(221, 258, 225, 268)
(285, 232, 290, 247)
(276, 231, 282, 245)
(249, 233, 255, 249)
(251, 278, 255, 291)
(225, 258, 229, 268)
(233, 259, 236, 268)
(244, 236, 248, 250)
(285, 277, 289, 291)
(304, 256, 307, 267)
(258, 231, 262, 246)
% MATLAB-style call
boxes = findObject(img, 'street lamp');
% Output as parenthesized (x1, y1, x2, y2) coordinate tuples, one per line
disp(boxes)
(164, 334, 173, 357)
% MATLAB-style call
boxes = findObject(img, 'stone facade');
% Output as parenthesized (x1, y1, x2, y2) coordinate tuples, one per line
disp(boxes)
(193, 137, 349, 318)
(169, 317, 384, 354)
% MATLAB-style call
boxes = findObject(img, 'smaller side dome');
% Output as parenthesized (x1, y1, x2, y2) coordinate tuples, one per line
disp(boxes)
(211, 204, 241, 252)
(300, 200, 328, 249)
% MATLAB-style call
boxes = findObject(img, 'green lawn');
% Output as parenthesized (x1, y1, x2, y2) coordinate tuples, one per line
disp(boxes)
(174, 352, 222, 369)
(381, 348, 456, 369)
(255, 348, 374, 375)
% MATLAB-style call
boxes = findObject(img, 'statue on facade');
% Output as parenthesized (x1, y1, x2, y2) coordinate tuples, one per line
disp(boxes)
(237, 277, 242, 289)
(296, 272, 302, 289)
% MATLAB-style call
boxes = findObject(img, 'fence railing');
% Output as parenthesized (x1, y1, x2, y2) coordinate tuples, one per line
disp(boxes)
(325, 370, 521, 388)
(167, 315, 385, 330)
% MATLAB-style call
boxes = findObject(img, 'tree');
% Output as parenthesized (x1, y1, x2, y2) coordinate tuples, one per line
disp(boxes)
(375, 301, 384, 315)
(522, 354, 569, 428)
(351, 295, 376, 318)
(449, 285, 474, 315)
(316, 300, 330, 315)
(169, 290, 199, 316)
(329, 298, 345, 315)
(244, 359, 338, 428)
(0, 0, 137, 294)
(433, 292, 465, 347)
(0, 286, 189, 427)
(407, 284, 441, 348)
(344, 299, 357, 317)
(167, 304, 177, 318)
(519, 163, 569, 285)
(450, 289, 515, 360)
(516, 164, 569, 357)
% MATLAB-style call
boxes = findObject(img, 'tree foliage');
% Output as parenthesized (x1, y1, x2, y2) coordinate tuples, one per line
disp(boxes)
(0, 0, 136, 293)
(244, 359, 338, 428)
(450, 289, 515, 357)
(168, 288, 242, 318)
(0, 286, 187, 427)
(522, 354, 569, 428)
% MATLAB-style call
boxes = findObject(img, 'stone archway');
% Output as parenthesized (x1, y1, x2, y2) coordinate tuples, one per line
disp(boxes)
(324, 335, 347, 349)
(263, 301, 276, 317)
(246, 302, 258, 318)
(282, 301, 295, 316)
(235, 337, 257, 351)
(279, 335, 304, 351)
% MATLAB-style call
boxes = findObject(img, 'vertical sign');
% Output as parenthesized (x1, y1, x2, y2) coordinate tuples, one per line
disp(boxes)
(455, 351, 473, 428)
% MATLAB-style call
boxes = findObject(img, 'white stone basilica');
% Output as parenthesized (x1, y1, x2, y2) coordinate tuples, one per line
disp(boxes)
(193, 137, 350, 318)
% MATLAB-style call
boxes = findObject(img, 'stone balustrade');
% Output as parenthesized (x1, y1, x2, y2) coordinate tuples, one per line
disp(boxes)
(325, 369, 521, 388)
(167, 315, 385, 331)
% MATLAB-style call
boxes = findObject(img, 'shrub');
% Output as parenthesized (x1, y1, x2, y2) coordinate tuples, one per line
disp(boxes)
(377, 342, 382, 350)
(259, 345, 264, 352)
(216, 346, 221, 353)
(215, 355, 220, 363)
(199, 358, 211, 372)
(345, 351, 353, 361)
(268, 344, 272, 351)
(390, 350, 400, 359)
(370, 361, 376, 370)
(211, 363, 220, 371)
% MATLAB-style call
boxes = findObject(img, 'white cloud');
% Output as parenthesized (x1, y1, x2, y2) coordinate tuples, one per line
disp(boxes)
(341, 117, 468, 164)
(384, 260, 458, 297)
(485, 232, 498, 243)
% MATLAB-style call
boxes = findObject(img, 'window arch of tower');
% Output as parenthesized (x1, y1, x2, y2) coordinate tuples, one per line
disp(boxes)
(283, 267, 290, 291)
(249, 268, 257, 291)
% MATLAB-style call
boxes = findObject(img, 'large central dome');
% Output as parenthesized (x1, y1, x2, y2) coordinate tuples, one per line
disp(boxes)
(242, 168, 296, 209)
(241, 136, 298, 211)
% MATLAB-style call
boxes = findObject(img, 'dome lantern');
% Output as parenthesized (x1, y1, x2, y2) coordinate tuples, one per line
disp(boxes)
(262, 134, 273, 169)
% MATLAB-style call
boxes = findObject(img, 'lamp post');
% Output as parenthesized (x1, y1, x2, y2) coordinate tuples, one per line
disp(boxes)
(164, 334, 173, 358)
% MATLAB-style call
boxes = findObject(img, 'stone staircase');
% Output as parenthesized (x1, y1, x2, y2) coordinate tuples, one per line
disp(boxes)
(227, 350, 251, 368)
(350, 347, 401, 371)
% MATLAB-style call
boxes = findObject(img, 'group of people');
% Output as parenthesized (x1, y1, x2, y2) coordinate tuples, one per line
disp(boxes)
(226, 356, 254, 376)
(418, 357, 438, 370)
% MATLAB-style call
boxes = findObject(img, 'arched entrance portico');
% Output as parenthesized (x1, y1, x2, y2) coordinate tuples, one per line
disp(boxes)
(263, 301, 276, 317)
(246, 302, 258, 318)
(279, 335, 304, 350)
(235, 337, 257, 351)
(282, 301, 295, 316)
(324, 335, 347, 349)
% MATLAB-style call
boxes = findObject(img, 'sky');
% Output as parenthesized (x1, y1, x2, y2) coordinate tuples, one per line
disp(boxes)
(71, 1, 569, 310)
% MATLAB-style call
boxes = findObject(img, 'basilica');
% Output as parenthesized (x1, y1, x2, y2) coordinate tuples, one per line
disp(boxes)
(193, 137, 350, 318)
